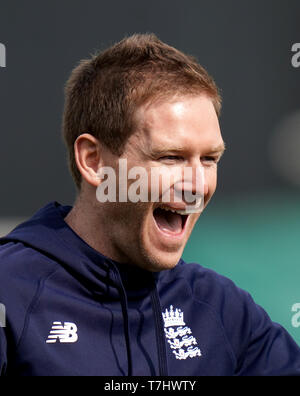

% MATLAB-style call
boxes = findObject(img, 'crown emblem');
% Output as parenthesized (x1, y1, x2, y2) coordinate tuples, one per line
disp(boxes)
(162, 305, 185, 327)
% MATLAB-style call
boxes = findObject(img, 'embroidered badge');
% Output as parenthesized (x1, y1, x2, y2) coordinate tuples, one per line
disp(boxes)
(162, 305, 202, 360)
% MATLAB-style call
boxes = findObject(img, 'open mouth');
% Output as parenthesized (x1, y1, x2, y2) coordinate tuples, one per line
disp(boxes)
(153, 207, 189, 236)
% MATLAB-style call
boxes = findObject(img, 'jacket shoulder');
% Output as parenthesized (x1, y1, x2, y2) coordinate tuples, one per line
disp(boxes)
(164, 260, 300, 375)
(0, 241, 59, 345)
(0, 241, 59, 284)
(163, 260, 257, 362)
(166, 260, 248, 302)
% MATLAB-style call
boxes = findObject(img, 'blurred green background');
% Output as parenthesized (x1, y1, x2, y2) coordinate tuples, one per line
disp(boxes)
(183, 191, 300, 346)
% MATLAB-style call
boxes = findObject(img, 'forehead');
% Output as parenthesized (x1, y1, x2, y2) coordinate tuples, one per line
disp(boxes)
(132, 95, 223, 152)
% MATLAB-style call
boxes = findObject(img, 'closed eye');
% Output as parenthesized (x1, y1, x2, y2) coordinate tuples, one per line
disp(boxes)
(159, 155, 185, 162)
(201, 156, 219, 164)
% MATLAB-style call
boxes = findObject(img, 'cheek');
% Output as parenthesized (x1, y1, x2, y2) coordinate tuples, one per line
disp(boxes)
(204, 168, 218, 202)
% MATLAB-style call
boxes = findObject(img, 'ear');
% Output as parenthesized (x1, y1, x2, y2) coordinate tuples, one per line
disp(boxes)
(74, 133, 102, 187)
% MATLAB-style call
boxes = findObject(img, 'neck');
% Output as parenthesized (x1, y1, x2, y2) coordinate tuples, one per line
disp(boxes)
(64, 191, 114, 260)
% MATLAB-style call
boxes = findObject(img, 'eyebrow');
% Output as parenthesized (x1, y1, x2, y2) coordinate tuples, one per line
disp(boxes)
(149, 147, 186, 156)
(149, 142, 226, 158)
(207, 142, 226, 156)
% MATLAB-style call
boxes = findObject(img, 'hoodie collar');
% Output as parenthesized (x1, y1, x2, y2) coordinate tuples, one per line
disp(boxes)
(0, 201, 158, 297)
(0, 201, 169, 376)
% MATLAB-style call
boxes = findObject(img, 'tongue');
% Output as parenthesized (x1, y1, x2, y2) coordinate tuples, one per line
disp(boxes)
(154, 208, 183, 234)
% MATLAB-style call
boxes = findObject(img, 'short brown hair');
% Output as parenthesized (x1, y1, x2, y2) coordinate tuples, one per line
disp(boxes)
(62, 33, 222, 189)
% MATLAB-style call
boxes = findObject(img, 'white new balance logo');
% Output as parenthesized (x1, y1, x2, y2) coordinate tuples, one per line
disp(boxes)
(46, 322, 78, 344)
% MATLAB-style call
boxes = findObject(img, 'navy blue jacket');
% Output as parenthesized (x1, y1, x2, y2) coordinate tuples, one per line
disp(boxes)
(0, 202, 300, 376)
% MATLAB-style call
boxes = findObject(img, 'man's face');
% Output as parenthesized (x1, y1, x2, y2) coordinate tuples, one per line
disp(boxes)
(98, 95, 224, 271)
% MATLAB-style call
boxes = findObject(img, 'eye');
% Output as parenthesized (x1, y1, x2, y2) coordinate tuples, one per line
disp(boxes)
(201, 156, 219, 164)
(159, 155, 184, 163)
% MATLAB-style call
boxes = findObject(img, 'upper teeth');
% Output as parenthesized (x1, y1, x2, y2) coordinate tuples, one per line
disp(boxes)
(163, 208, 180, 214)
(161, 206, 202, 215)
(161, 208, 189, 215)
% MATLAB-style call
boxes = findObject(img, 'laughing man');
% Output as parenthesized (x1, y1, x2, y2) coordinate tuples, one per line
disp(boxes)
(0, 34, 300, 376)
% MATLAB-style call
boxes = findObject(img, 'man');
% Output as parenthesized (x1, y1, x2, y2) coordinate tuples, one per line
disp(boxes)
(0, 34, 300, 376)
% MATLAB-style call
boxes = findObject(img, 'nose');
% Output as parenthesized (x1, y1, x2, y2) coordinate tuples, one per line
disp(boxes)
(173, 165, 207, 206)
(185, 165, 205, 193)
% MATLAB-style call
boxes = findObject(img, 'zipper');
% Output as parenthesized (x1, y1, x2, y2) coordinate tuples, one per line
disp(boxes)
(150, 278, 169, 376)
(110, 264, 133, 377)
(109, 261, 168, 376)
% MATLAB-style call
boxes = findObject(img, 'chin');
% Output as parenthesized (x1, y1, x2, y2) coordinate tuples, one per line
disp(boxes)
(137, 246, 184, 273)
(139, 208, 198, 272)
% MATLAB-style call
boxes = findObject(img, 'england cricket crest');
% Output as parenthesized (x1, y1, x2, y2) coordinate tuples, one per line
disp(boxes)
(162, 305, 202, 360)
